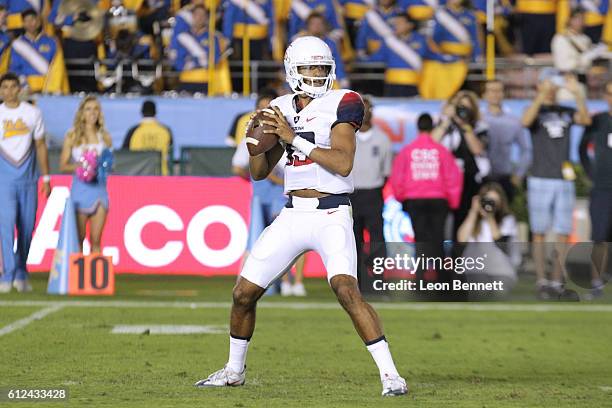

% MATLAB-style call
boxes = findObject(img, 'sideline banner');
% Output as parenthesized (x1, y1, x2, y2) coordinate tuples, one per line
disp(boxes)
(27, 176, 328, 277)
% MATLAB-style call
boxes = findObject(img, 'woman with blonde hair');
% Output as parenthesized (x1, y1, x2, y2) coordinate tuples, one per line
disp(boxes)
(59, 96, 112, 253)
(433, 89, 490, 238)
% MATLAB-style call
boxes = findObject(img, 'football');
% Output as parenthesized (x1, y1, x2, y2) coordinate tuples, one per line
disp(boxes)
(245, 108, 279, 156)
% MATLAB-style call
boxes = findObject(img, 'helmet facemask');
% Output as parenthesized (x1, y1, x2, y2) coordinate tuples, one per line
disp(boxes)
(286, 61, 336, 98)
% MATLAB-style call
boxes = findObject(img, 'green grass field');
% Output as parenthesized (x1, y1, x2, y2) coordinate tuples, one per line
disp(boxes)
(1, 274, 612, 407)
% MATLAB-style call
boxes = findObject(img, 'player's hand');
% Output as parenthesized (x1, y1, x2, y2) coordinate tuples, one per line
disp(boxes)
(41, 181, 51, 198)
(262, 106, 296, 144)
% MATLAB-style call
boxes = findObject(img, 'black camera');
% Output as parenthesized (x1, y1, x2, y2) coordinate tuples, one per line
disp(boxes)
(480, 197, 496, 213)
(455, 105, 474, 124)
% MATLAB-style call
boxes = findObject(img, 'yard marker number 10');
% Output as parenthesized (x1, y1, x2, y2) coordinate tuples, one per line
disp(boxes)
(68, 254, 115, 295)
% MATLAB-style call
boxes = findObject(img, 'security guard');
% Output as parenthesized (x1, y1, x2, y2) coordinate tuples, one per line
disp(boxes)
(122, 100, 173, 176)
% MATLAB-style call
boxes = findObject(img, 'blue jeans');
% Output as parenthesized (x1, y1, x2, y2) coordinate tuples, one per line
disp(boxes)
(0, 181, 38, 283)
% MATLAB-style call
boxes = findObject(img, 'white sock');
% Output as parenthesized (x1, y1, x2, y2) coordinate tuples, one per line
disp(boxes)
(366, 336, 399, 381)
(227, 335, 249, 373)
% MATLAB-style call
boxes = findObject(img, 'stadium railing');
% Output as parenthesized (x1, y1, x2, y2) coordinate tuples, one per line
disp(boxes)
(64, 57, 611, 99)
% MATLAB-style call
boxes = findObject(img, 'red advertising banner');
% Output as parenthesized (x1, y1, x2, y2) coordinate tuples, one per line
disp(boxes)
(28, 176, 326, 277)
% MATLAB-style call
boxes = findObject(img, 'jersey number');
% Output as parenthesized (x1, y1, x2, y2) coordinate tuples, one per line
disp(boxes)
(286, 132, 315, 167)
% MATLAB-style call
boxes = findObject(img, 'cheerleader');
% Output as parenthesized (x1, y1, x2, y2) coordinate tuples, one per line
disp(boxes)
(59, 95, 112, 253)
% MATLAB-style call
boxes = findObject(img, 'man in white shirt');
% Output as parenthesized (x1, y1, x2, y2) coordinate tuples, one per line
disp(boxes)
(0, 73, 50, 293)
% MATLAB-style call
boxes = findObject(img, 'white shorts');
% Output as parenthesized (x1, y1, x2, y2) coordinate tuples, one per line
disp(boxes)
(240, 195, 357, 288)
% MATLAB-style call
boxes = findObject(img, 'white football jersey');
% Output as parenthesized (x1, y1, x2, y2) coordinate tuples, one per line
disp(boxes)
(0, 101, 45, 167)
(270, 89, 364, 194)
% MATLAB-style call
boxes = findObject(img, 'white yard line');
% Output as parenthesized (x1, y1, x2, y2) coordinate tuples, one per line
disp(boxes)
(0, 305, 64, 337)
(0, 300, 612, 313)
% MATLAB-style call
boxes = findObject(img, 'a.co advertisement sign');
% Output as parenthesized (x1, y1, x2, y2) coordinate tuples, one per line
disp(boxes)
(28, 176, 411, 277)
(28, 176, 265, 275)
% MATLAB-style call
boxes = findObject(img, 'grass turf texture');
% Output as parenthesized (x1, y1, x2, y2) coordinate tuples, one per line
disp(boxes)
(1, 274, 611, 407)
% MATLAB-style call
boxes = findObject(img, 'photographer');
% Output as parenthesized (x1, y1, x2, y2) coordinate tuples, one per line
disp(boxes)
(433, 90, 490, 238)
(458, 182, 519, 292)
(458, 182, 517, 243)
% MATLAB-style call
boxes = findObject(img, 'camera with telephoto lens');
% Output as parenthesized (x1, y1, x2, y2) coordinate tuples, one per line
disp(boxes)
(455, 105, 474, 124)
(480, 197, 496, 213)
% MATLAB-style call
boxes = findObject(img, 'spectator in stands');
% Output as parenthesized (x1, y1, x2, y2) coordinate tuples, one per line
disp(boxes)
(135, 0, 172, 35)
(391, 112, 463, 245)
(0, 6, 10, 74)
(361, 13, 426, 97)
(9, 9, 69, 94)
(122, 100, 173, 175)
(355, 0, 401, 59)
(552, 7, 608, 89)
(339, 0, 371, 45)
(515, 0, 556, 55)
(288, 0, 343, 43)
(558, 0, 609, 43)
(399, 0, 436, 23)
(59, 95, 112, 253)
(579, 80, 612, 299)
(482, 80, 532, 203)
(433, 90, 489, 238)
(5, 0, 43, 32)
(169, 4, 229, 94)
(222, 0, 275, 61)
(103, 26, 159, 93)
(226, 88, 278, 147)
(47, 0, 104, 92)
(419, 0, 481, 100)
(521, 71, 591, 299)
(301, 12, 348, 88)
(350, 96, 392, 276)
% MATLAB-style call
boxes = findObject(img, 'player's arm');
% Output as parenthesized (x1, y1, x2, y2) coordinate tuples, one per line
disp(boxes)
(308, 123, 355, 177)
(249, 142, 284, 181)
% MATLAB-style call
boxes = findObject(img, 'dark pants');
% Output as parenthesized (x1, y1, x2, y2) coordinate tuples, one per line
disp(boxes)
(403, 199, 449, 244)
(590, 189, 612, 242)
(384, 84, 418, 97)
(519, 13, 556, 55)
(403, 199, 452, 299)
(484, 174, 516, 203)
(350, 188, 385, 277)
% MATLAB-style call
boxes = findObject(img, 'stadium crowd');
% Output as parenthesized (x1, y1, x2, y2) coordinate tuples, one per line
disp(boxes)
(0, 0, 609, 96)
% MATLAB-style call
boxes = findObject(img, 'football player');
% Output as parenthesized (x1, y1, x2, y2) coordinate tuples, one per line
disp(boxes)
(195, 36, 407, 397)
